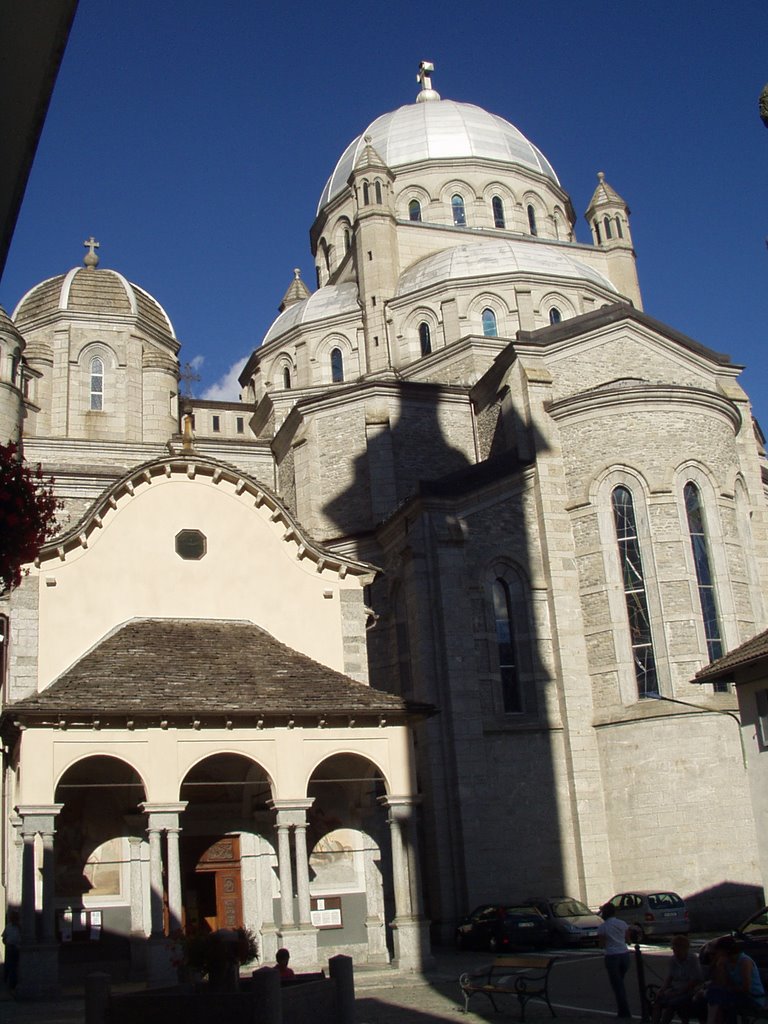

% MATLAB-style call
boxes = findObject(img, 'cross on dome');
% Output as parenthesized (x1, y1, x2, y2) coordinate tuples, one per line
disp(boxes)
(83, 236, 100, 269)
(416, 60, 440, 103)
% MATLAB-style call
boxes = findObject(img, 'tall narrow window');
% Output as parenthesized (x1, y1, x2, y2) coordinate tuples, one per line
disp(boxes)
(615, 216, 624, 239)
(612, 485, 659, 697)
(330, 348, 344, 383)
(481, 308, 498, 337)
(283, 366, 291, 389)
(604, 216, 613, 240)
(527, 204, 538, 236)
(408, 199, 422, 222)
(374, 180, 382, 204)
(451, 194, 466, 226)
(212, 415, 220, 433)
(549, 307, 562, 325)
(492, 195, 505, 228)
(493, 579, 522, 713)
(362, 182, 370, 206)
(594, 219, 602, 244)
(344, 228, 351, 251)
(684, 482, 725, 678)
(418, 322, 431, 356)
(89, 356, 104, 411)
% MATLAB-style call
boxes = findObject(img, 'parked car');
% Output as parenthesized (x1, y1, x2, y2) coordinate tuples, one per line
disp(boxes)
(524, 896, 603, 945)
(456, 904, 549, 952)
(700, 905, 768, 984)
(605, 890, 689, 940)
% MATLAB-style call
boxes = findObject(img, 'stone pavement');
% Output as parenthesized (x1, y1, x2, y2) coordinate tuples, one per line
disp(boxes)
(0, 946, 623, 1024)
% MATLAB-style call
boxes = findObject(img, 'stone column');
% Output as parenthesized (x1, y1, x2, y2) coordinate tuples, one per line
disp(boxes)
(380, 796, 432, 971)
(127, 835, 146, 936)
(166, 827, 183, 933)
(269, 800, 317, 969)
(293, 820, 312, 928)
(8, 814, 23, 911)
(146, 825, 164, 938)
(14, 804, 64, 999)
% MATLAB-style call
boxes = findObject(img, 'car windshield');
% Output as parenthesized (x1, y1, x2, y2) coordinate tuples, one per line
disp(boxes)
(647, 893, 684, 909)
(741, 906, 768, 936)
(552, 899, 593, 918)
(505, 907, 540, 917)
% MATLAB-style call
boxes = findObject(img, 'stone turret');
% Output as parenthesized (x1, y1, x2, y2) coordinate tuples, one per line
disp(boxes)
(585, 172, 642, 308)
(0, 306, 26, 445)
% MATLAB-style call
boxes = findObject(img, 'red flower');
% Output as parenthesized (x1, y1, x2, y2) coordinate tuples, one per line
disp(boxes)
(0, 442, 61, 592)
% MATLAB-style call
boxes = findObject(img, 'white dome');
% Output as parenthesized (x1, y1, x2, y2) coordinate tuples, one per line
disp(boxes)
(396, 239, 618, 296)
(318, 99, 559, 213)
(262, 282, 359, 346)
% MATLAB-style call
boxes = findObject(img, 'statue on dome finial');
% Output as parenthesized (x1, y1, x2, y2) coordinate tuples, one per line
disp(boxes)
(83, 236, 100, 269)
(416, 60, 441, 103)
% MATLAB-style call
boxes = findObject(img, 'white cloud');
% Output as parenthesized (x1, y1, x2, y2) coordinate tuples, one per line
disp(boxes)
(189, 354, 205, 371)
(201, 356, 248, 401)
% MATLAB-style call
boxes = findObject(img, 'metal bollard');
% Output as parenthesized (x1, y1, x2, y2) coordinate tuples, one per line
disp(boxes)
(85, 972, 111, 1024)
(328, 954, 355, 1024)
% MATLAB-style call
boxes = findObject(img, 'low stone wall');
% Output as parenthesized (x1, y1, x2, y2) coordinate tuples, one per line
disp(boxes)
(89, 956, 355, 1024)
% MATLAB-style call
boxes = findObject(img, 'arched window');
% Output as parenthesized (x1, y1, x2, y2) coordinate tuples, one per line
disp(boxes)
(615, 216, 624, 239)
(492, 578, 522, 713)
(330, 348, 344, 383)
(527, 204, 538, 236)
(282, 366, 291, 390)
(418, 322, 432, 356)
(549, 307, 562, 325)
(344, 228, 351, 252)
(481, 308, 498, 337)
(684, 482, 725, 674)
(89, 356, 104, 411)
(362, 182, 370, 206)
(451, 194, 466, 226)
(408, 199, 422, 222)
(374, 180, 382, 204)
(604, 216, 613, 240)
(611, 485, 659, 698)
(492, 195, 505, 229)
(594, 219, 602, 244)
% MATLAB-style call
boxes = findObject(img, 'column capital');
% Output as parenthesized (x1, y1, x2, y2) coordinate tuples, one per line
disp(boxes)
(140, 801, 187, 830)
(269, 799, 313, 828)
(378, 795, 421, 819)
(15, 804, 64, 834)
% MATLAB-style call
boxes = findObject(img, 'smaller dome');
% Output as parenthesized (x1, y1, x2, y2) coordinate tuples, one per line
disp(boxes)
(262, 283, 359, 347)
(396, 239, 618, 297)
(13, 266, 176, 340)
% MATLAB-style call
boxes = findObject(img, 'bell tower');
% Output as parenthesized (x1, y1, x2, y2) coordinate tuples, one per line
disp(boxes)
(585, 172, 642, 308)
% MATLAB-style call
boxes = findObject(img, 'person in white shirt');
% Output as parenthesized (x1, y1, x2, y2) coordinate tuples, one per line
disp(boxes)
(598, 903, 638, 1019)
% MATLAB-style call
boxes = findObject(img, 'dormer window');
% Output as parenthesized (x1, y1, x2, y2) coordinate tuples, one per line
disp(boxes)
(89, 356, 104, 411)
(419, 322, 432, 356)
(527, 204, 538, 236)
(409, 199, 422, 222)
(481, 309, 498, 337)
(451, 194, 466, 227)
(492, 195, 505, 229)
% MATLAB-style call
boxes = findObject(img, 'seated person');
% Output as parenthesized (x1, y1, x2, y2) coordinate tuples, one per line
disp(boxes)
(706, 936, 766, 1024)
(652, 935, 703, 1024)
(275, 947, 295, 980)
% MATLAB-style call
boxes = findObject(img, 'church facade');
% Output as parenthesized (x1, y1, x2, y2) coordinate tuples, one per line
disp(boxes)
(1, 65, 766, 992)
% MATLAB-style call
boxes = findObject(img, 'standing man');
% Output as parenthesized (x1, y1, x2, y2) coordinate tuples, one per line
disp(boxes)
(598, 902, 636, 1019)
(1, 911, 21, 995)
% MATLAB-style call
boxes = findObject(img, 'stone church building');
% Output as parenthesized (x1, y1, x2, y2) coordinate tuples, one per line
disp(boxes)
(1, 65, 766, 992)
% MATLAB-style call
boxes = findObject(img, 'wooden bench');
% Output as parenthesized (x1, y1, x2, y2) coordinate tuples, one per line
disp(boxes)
(459, 955, 558, 1020)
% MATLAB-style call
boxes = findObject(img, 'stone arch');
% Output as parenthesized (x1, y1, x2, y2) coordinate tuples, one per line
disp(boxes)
(540, 290, 575, 327)
(402, 306, 440, 361)
(315, 332, 356, 384)
(468, 293, 509, 337)
(397, 184, 430, 221)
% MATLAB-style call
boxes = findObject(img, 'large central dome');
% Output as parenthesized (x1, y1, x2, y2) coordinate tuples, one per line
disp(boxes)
(317, 99, 559, 213)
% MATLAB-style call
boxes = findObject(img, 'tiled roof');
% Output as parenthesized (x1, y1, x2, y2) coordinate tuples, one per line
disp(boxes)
(6, 619, 432, 723)
(694, 628, 768, 684)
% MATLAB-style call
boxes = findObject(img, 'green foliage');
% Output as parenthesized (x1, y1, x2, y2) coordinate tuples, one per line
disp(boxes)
(0, 442, 60, 593)
(169, 927, 259, 978)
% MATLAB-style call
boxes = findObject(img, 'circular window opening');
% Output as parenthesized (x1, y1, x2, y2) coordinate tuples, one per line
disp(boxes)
(175, 529, 207, 560)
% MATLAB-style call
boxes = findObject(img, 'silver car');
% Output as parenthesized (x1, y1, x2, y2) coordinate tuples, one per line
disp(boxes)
(606, 890, 689, 939)
(525, 896, 603, 945)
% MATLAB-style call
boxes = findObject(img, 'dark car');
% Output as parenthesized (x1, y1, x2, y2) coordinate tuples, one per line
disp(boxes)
(456, 904, 549, 952)
(525, 896, 603, 945)
(701, 905, 768, 984)
(606, 890, 689, 939)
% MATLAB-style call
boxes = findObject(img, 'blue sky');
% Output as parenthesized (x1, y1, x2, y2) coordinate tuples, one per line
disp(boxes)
(2, 1, 767, 424)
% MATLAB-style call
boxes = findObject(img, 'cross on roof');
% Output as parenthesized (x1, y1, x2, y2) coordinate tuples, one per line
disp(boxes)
(417, 61, 435, 91)
(84, 236, 100, 257)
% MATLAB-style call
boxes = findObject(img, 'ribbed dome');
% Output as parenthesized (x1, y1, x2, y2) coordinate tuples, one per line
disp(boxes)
(13, 267, 176, 339)
(318, 99, 559, 213)
(262, 282, 359, 346)
(396, 239, 618, 297)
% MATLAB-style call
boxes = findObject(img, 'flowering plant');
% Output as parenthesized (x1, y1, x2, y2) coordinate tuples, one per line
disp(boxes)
(0, 442, 60, 593)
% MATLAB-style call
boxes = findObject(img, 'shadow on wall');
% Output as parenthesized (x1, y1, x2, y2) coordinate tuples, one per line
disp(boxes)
(685, 881, 765, 931)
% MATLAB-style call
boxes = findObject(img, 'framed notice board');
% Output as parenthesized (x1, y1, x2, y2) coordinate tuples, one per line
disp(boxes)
(310, 896, 343, 929)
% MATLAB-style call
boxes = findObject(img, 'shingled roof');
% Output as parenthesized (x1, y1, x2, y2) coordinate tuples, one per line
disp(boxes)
(694, 627, 768, 685)
(5, 618, 433, 725)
